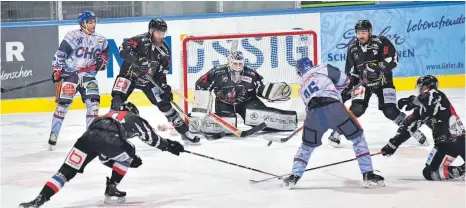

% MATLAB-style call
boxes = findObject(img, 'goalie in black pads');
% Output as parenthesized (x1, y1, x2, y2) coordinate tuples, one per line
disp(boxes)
(110, 18, 200, 145)
(190, 51, 297, 136)
(328, 19, 427, 147)
(381, 75, 465, 181)
(19, 102, 185, 208)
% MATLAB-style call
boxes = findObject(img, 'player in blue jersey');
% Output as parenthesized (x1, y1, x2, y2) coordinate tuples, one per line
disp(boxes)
(282, 57, 384, 189)
(48, 10, 109, 150)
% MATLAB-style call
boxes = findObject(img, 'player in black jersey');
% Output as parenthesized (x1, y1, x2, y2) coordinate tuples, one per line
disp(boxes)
(328, 20, 427, 147)
(19, 102, 185, 208)
(110, 18, 200, 144)
(382, 75, 465, 181)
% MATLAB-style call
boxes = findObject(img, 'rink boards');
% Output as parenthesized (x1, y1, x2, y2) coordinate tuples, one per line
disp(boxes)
(1, 1, 464, 114)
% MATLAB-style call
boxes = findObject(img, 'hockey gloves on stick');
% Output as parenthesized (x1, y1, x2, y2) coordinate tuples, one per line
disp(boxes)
(398, 95, 417, 111)
(161, 84, 173, 102)
(95, 53, 109, 71)
(163, 139, 184, 156)
(381, 141, 398, 156)
(130, 155, 143, 168)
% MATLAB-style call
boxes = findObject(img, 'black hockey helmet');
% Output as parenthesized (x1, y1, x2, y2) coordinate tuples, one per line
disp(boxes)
(415, 75, 438, 94)
(148, 18, 167, 32)
(355, 20, 372, 32)
(119, 102, 140, 116)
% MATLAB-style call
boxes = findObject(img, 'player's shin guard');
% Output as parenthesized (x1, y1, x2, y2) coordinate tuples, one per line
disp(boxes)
(394, 112, 428, 145)
(283, 143, 314, 189)
(85, 99, 99, 129)
(49, 103, 70, 149)
(351, 134, 373, 174)
(292, 143, 315, 177)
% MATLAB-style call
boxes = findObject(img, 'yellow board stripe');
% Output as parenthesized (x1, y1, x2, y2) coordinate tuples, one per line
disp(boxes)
(1, 74, 464, 114)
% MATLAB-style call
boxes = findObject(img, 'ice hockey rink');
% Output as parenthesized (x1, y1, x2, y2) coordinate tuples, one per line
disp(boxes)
(2, 88, 465, 208)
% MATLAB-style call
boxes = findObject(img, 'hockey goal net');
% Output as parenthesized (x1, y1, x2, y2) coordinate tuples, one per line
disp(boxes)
(180, 30, 318, 121)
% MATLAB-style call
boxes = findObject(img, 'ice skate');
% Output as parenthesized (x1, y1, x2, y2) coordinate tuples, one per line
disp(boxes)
(328, 131, 343, 148)
(104, 177, 126, 204)
(281, 174, 301, 189)
(48, 132, 58, 151)
(363, 171, 385, 188)
(181, 131, 201, 146)
(19, 194, 48, 208)
(412, 131, 429, 146)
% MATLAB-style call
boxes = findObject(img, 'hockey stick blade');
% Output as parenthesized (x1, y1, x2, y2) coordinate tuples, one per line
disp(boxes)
(266, 126, 304, 146)
(240, 122, 267, 137)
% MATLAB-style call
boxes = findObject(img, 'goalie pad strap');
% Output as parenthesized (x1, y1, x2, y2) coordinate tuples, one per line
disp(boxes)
(245, 106, 297, 131)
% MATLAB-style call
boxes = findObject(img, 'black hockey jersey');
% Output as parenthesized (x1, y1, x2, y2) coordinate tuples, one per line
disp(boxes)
(345, 35, 398, 88)
(118, 32, 171, 86)
(391, 89, 465, 146)
(195, 65, 267, 105)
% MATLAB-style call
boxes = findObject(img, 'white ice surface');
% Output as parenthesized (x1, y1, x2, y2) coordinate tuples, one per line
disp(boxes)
(2, 88, 465, 208)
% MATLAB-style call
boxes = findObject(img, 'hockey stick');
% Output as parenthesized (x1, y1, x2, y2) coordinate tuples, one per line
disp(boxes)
(173, 90, 267, 138)
(184, 150, 281, 178)
(144, 74, 225, 140)
(1, 78, 51, 93)
(265, 80, 367, 146)
(1, 66, 97, 93)
(249, 151, 383, 184)
(266, 125, 304, 146)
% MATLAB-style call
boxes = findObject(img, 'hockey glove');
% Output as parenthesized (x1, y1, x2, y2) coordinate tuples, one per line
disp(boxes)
(381, 141, 399, 157)
(164, 139, 184, 156)
(161, 84, 173, 102)
(130, 155, 142, 168)
(52, 67, 63, 84)
(397, 95, 417, 111)
(95, 53, 109, 71)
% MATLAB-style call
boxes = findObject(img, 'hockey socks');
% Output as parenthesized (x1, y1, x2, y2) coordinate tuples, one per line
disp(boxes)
(291, 144, 315, 177)
(111, 161, 129, 184)
(41, 173, 68, 200)
(351, 134, 374, 174)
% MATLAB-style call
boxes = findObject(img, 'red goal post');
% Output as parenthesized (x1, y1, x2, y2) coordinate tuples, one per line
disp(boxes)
(181, 30, 318, 116)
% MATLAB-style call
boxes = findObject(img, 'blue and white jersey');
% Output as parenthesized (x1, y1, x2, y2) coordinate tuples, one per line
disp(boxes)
(298, 63, 349, 106)
(53, 29, 108, 76)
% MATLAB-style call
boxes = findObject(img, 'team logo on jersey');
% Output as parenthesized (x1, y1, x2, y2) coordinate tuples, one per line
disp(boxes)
(372, 50, 378, 55)
(76, 37, 83, 45)
(75, 47, 102, 59)
(241, 76, 252, 83)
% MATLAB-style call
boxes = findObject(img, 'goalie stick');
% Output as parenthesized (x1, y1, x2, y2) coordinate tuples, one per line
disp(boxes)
(173, 89, 267, 138)
(249, 152, 382, 184)
(144, 74, 225, 140)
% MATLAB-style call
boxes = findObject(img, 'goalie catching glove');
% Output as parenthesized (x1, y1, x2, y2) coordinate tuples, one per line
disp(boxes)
(258, 82, 292, 101)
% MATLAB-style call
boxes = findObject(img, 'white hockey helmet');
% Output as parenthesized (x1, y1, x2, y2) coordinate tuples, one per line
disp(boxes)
(228, 51, 245, 72)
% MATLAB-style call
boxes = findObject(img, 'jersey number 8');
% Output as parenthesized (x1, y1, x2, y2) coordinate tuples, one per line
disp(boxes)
(303, 81, 320, 98)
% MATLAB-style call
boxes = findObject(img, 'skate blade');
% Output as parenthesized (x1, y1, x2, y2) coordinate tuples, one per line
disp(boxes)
(182, 140, 201, 146)
(280, 182, 296, 190)
(48, 145, 56, 151)
(104, 196, 126, 204)
(363, 180, 386, 188)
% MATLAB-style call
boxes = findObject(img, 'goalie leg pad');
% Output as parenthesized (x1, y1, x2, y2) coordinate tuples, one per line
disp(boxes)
(245, 106, 297, 131)
(189, 112, 237, 134)
(260, 82, 291, 101)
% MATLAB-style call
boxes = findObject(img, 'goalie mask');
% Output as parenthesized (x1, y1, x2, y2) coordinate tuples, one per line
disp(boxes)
(228, 51, 245, 72)
(415, 75, 438, 95)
